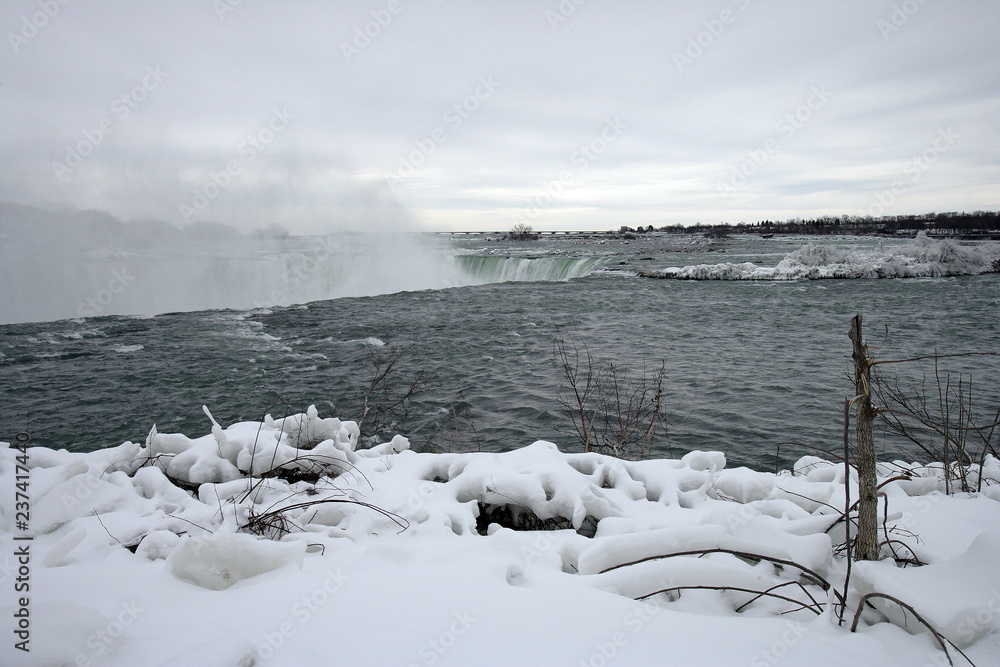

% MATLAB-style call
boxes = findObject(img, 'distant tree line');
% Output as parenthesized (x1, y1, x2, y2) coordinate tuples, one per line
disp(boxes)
(639, 210, 1000, 238)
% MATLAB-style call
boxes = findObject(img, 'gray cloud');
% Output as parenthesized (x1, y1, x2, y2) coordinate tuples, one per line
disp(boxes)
(1, 0, 996, 232)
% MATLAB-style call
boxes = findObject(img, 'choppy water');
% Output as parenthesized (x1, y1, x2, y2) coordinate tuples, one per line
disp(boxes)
(2, 234, 998, 471)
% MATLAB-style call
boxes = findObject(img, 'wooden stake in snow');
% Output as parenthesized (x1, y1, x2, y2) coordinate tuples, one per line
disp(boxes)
(849, 314, 879, 561)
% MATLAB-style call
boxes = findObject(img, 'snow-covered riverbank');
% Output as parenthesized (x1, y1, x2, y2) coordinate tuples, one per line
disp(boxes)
(3, 405, 1000, 666)
(642, 233, 1000, 280)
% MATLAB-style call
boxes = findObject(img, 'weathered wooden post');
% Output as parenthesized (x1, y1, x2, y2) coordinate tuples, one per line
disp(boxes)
(849, 314, 879, 561)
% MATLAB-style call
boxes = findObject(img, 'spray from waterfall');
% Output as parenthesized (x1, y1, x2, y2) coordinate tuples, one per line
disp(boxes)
(0, 204, 601, 324)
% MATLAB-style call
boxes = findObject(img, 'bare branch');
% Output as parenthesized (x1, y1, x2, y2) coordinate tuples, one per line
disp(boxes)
(850, 593, 966, 667)
(554, 337, 671, 460)
(871, 351, 997, 367)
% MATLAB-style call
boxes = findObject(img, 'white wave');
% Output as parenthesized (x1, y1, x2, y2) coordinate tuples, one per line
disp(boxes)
(646, 233, 1000, 281)
(112, 344, 144, 353)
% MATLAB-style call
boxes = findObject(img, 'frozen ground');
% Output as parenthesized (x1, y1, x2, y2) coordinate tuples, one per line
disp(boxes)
(3, 405, 1000, 666)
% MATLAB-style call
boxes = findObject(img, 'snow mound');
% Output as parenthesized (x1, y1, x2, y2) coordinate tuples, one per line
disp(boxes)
(138, 404, 372, 486)
(644, 233, 1000, 280)
(854, 531, 1000, 648)
(168, 533, 306, 590)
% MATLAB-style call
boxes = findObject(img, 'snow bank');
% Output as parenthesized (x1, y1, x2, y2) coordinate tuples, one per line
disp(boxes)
(3, 406, 1000, 665)
(854, 531, 1000, 648)
(644, 233, 1000, 280)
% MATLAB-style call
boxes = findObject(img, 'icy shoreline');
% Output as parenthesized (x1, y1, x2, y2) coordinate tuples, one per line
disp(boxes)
(3, 406, 1000, 665)
(641, 233, 1000, 281)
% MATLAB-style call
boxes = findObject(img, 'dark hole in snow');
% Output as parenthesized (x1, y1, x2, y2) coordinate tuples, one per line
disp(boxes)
(476, 502, 597, 538)
(162, 474, 202, 496)
(269, 466, 325, 485)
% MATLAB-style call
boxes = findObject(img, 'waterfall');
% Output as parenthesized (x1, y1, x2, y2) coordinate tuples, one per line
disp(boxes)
(455, 255, 603, 283)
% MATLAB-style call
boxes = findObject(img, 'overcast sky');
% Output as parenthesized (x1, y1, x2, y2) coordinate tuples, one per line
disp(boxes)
(2, 0, 997, 234)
